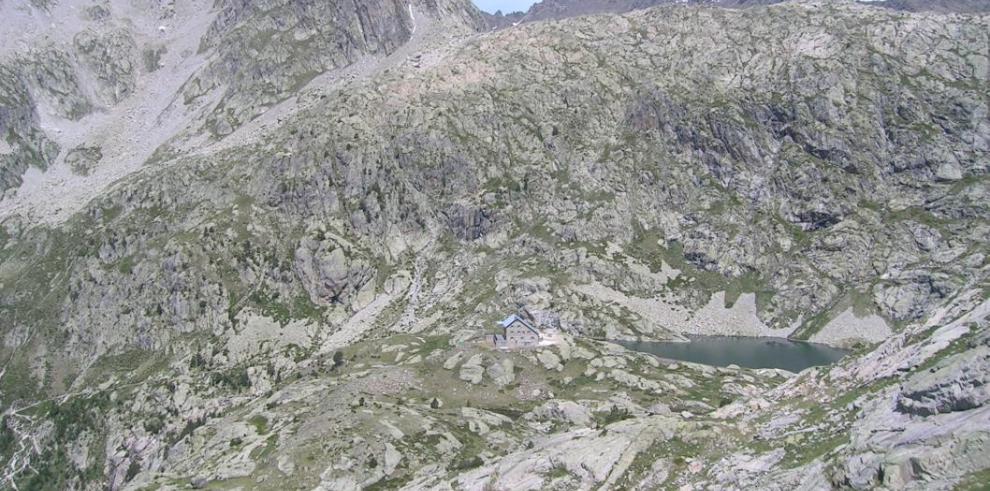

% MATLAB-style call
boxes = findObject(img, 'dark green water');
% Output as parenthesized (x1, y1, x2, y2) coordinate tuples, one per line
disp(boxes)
(615, 336, 849, 372)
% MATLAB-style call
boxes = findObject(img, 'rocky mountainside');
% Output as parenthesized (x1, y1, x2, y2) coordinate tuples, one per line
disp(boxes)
(481, 0, 990, 27)
(875, 0, 990, 12)
(0, 0, 988, 490)
(481, 0, 782, 27)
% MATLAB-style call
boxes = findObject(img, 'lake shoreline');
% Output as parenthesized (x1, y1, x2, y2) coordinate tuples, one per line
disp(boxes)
(611, 335, 851, 372)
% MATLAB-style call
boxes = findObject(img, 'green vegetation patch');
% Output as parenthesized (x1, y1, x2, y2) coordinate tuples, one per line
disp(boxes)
(626, 227, 773, 310)
(248, 414, 269, 435)
(955, 467, 990, 491)
(593, 405, 632, 428)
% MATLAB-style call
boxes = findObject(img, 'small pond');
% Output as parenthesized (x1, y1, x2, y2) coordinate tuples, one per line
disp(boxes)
(614, 336, 849, 372)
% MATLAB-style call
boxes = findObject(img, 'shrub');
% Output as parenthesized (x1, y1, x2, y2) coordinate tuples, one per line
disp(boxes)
(594, 405, 631, 428)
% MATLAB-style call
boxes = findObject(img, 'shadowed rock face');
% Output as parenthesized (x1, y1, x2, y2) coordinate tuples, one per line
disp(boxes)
(293, 236, 374, 306)
(445, 204, 496, 240)
(0, 65, 60, 193)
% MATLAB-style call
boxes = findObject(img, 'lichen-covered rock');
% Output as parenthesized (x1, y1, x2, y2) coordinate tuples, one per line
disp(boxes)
(529, 400, 592, 426)
(65, 145, 103, 176)
(537, 351, 562, 371)
(459, 353, 484, 384)
(897, 346, 990, 416)
(383, 443, 402, 475)
(0, 64, 60, 193)
(486, 357, 515, 386)
(74, 29, 137, 105)
(873, 272, 959, 322)
(443, 352, 463, 370)
(20, 48, 93, 120)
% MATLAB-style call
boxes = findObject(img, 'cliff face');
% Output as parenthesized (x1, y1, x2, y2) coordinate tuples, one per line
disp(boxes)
(0, 1, 988, 489)
(184, 0, 487, 136)
(0, 0, 485, 195)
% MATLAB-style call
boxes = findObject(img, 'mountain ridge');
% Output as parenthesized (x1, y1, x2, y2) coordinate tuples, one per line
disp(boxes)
(481, 0, 990, 27)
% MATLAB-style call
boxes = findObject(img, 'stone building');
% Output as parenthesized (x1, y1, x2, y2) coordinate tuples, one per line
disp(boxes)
(492, 314, 541, 349)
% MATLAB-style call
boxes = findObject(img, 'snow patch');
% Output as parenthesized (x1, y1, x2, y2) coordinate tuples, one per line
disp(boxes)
(408, 3, 417, 33)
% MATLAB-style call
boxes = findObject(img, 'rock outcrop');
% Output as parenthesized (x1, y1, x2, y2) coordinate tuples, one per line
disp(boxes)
(293, 237, 374, 307)
(897, 346, 990, 416)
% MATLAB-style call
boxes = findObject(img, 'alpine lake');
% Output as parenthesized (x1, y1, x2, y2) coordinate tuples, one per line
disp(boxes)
(615, 336, 850, 372)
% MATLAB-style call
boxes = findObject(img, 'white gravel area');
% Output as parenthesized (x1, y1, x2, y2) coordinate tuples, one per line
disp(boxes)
(810, 308, 892, 347)
(686, 292, 796, 338)
(573, 282, 797, 340)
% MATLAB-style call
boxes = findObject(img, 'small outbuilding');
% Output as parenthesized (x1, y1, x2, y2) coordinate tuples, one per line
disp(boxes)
(492, 314, 541, 349)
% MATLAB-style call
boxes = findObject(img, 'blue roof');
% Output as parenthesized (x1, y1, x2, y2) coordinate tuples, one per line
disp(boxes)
(499, 314, 538, 333)
(499, 314, 523, 328)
